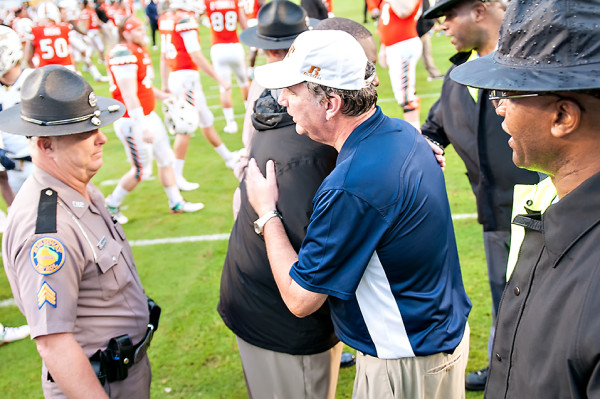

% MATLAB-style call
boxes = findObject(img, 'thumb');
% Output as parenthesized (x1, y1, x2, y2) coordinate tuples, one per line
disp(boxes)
(266, 159, 276, 181)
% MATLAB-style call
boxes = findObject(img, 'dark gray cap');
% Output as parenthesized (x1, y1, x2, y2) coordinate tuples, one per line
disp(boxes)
(423, 0, 497, 19)
(450, 0, 600, 91)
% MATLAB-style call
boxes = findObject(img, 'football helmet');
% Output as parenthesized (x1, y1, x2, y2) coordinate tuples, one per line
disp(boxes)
(162, 98, 199, 135)
(37, 2, 62, 24)
(0, 26, 23, 78)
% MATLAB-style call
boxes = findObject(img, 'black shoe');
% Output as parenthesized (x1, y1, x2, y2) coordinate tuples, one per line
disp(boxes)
(465, 367, 488, 391)
(340, 352, 356, 368)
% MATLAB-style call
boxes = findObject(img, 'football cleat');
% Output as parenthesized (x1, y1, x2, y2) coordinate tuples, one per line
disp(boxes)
(223, 121, 238, 134)
(225, 150, 242, 170)
(106, 203, 129, 225)
(0, 324, 30, 345)
(170, 201, 205, 213)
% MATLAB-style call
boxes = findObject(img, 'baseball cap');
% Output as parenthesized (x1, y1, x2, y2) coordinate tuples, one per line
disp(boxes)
(254, 30, 370, 90)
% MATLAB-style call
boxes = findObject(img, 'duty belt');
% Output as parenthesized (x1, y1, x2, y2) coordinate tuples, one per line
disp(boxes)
(48, 297, 161, 384)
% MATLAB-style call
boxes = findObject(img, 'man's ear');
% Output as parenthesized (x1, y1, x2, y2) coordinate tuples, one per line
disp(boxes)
(35, 137, 55, 153)
(551, 99, 581, 138)
(472, 1, 487, 22)
(324, 93, 342, 121)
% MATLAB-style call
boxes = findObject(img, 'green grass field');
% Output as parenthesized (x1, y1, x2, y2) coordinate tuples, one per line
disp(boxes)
(0, 1, 490, 397)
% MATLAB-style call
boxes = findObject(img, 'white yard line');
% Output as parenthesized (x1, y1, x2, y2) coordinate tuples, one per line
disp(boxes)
(0, 214, 476, 306)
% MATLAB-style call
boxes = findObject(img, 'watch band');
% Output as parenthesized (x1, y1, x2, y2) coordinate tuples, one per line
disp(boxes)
(254, 210, 282, 235)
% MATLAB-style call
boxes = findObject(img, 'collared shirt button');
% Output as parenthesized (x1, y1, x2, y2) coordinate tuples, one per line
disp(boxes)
(514, 286, 520, 296)
(496, 353, 502, 361)
(112, 256, 117, 262)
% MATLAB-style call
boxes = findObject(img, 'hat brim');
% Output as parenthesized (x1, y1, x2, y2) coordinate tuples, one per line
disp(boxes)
(422, 0, 461, 19)
(0, 97, 125, 137)
(239, 18, 319, 50)
(254, 58, 305, 89)
(450, 52, 600, 92)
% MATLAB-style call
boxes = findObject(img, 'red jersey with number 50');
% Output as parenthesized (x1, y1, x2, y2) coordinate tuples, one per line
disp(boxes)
(378, 0, 421, 46)
(31, 23, 74, 67)
(204, 0, 240, 45)
(159, 11, 199, 71)
(107, 43, 155, 117)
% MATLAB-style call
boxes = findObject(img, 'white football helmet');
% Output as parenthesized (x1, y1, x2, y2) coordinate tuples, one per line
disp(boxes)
(37, 2, 61, 24)
(162, 98, 199, 135)
(0, 26, 23, 78)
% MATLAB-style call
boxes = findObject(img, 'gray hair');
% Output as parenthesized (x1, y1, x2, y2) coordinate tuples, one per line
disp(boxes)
(304, 61, 377, 117)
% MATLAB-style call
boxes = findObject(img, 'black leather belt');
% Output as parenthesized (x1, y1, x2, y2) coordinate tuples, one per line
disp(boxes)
(48, 297, 161, 384)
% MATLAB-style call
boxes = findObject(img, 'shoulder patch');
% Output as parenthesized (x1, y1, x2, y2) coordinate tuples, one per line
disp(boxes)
(35, 188, 57, 234)
(38, 281, 57, 309)
(30, 236, 66, 275)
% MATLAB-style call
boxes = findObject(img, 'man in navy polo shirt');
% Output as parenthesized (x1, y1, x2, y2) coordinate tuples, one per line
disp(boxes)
(246, 29, 472, 399)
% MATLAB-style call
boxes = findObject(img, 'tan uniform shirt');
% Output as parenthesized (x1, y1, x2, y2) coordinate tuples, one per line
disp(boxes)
(2, 167, 150, 396)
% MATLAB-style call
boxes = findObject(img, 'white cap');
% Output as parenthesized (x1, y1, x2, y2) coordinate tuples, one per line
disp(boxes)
(254, 30, 370, 91)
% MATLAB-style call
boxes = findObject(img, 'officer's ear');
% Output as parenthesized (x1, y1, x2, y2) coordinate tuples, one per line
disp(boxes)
(33, 136, 56, 154)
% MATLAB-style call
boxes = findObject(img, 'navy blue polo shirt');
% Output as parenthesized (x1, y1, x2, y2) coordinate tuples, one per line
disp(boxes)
(290, 107, 471, 358)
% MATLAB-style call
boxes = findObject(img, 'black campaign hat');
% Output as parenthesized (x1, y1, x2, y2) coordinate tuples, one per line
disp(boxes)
(422, 0, 493, 19)
(0, 65, 124, 137)
(450, 0, 600, 92)
(239, 0, 317, 50)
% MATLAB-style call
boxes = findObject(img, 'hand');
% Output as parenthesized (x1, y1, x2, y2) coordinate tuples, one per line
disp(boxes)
(426, 140, 446, 171)
(245, 158, 278, 217)
(0, 148, 15, 170)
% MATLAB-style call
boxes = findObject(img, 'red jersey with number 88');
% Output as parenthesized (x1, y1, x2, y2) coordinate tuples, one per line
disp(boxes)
(204, 0, 240, 45)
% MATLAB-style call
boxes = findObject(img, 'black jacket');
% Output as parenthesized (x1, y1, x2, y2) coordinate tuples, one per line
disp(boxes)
(421, 52, 541, 231)
(486, 171, 600, 398)
(218, 90, 339, 354)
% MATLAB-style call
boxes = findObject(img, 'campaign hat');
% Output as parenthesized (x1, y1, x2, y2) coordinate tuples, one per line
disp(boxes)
(450, 0, 600, 92)
(240, 0, 317, 50)
(0, 65, 124, 137)
(423, 0, 498, 19)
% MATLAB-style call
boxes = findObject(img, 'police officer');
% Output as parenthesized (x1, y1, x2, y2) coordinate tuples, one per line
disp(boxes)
(1, 65, 158, 398)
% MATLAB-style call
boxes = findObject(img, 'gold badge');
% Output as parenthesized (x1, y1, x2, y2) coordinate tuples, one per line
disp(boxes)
(30, 237, 66, 275)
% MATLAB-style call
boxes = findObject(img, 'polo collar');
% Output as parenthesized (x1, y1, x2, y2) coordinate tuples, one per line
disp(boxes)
(337, 106, 385, 165)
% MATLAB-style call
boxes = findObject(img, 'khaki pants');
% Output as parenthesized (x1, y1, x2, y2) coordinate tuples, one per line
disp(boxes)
(237, 336, 343, 399)
(353, 323, 470, 399)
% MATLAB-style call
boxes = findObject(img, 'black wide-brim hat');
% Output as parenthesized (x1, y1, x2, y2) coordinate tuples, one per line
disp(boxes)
(450, 0, 600, 92)
(423, 0, 471, 19)
(0, 65, 124, 137)
(239, 0, 318, 50)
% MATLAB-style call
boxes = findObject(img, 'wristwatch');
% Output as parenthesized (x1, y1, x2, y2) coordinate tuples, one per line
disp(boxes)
(254, 210, 282, 235)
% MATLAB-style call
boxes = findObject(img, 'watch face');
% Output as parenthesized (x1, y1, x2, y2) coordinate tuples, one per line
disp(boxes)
(254, 221, 261, 235)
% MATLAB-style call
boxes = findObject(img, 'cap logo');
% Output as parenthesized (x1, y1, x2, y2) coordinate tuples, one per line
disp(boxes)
(88, 92, 97, 107)
(286, 44, 295, 58)
(303, 65, 321, 80)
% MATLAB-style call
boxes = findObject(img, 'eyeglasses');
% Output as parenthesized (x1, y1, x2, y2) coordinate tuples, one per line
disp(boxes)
(488, 90, 545, 108)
